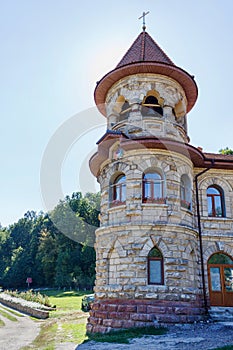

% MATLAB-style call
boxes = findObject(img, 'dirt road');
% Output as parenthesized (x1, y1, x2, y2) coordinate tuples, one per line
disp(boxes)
(0, 305, 41, 350)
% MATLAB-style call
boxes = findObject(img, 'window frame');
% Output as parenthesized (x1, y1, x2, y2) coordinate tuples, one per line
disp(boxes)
(207, 185, 225, 217)
(180, 174, 192, 210)
(142, 171, 165, 204)
(110, 173, 126, 207)
(147, 247, 164, 285)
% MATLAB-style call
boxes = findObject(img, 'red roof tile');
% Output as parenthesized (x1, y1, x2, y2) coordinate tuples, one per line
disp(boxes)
(204, 152, 233, 161)
(116, 31, 174, 67)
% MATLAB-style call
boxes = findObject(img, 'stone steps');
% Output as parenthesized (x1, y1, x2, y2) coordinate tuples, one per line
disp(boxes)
(209, 307, 233, 322)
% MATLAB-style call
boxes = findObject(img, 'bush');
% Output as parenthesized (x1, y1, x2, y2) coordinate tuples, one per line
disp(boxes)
(4, 289, 52, 307)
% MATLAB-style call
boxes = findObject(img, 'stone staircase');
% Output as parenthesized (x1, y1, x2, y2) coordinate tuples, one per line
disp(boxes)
(209, 307, 233, 322)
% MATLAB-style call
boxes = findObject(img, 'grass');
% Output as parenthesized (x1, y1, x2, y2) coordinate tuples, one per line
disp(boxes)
(0, 318, 5, 326)
(0, 307, 18, 321)
(0, 305, 24, 317)
(21, 289, 90, 349)
(86, 326, 167, 344)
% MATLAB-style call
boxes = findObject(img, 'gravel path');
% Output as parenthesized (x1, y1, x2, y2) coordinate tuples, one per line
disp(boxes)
(76, 322, 233, 350)
(0, 306, 41, 350)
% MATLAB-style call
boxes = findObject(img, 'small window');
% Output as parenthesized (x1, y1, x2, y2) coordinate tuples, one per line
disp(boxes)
(110, 174, 126, 207)
(180, 174, 191, 210)
(148, 247, 164, 285)
(142, 95, 163, 117)
(207, 186, 224, 217)
(142, 171, 165, 204)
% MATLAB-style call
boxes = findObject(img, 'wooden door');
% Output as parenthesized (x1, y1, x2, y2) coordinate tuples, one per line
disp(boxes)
(208, 264, 233, 306)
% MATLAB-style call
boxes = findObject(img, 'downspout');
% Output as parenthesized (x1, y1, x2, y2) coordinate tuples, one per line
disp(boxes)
(194, 160, 214, 314)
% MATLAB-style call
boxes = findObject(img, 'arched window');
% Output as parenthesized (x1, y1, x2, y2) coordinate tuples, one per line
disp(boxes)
(142, 171, 165, 204)
(207, 186, 225, 217)
(142, 95, 163, 117)
(180, 174, 192, 210)
(148, 247, 164, 285)
(120, 100, 131, 120)
(113, 96, 131, 121)
(208, 253, 233, 265)
(110, 174, 126, 207)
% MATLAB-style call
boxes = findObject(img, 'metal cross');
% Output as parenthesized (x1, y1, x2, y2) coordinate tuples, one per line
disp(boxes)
(138, 11, 149, 31)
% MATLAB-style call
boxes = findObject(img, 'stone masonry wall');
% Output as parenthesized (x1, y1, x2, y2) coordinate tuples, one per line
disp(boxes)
(87, 298, 206, 333)
(94, 224, 200, 300)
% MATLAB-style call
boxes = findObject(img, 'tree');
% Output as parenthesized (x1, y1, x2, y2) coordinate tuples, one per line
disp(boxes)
(0, 191, 100, 289)
(219, 147, 233, 155)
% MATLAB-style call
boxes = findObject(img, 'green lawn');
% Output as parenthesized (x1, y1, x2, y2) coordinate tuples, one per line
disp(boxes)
(21, 289, 92, 349)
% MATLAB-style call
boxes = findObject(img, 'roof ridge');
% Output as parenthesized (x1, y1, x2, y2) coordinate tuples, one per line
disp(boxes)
(141, 31, 146, 61)
(116, 31, 174, 68)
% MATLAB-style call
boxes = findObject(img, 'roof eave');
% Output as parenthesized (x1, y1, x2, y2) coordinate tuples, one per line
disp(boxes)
(94, 61, 198, 117)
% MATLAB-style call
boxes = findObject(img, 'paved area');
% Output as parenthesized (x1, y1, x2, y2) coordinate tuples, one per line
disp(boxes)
(76, 322, 233, 350)
(0, 308, 41, 350)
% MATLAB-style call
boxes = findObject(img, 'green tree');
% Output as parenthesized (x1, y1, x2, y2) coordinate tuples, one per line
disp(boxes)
(219, 147, 233, 155)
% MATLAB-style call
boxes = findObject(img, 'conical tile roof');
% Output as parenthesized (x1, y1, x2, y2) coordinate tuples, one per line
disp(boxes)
(116, 31, 174, 67)
(94, 31, 198, 117)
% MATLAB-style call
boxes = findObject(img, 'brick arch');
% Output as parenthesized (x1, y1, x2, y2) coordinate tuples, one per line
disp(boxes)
(139, 235, 169, 257)
(199, 175, 232, 193)
(106, 238, 126, 285)
(106, 237, 125, 259)
(177, 164, 193, 179)
(107, 161, 131, 180)
(203, 244, 233, 265)
(137, 157, 162, 175)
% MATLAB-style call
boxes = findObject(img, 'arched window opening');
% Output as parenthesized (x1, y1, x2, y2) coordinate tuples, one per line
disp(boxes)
(207, 186, 225, 217)
(180, 174, 192, 210)
(148, 247, 164, 285)
(142, 171, 165, 204)
(110, 173, 126, 207)
(142, 95, 163, 117)
(208, 253, 233, 265)
(120, 100, 131, 120)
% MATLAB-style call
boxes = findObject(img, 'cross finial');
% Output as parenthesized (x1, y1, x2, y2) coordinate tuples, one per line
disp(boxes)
(138, 11, 149, 31)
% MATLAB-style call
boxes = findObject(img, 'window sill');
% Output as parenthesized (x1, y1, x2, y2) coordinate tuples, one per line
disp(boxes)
(108, 203, 126, 212)
(204, 216, 231, 221)
(142, 203, 168, 208)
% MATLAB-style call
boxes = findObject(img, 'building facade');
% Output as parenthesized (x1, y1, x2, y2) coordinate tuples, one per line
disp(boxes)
(88, 28, 233, 333)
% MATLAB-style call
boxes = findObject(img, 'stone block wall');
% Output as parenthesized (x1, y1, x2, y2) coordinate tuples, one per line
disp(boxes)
(94, 224, 201, 301)
(87, 298, 206, 333)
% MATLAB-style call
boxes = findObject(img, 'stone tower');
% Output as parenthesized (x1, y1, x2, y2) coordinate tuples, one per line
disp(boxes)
(88, 28, 206, 333)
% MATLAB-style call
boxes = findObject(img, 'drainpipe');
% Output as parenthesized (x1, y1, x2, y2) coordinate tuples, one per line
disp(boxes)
(194, 160, 214, 314)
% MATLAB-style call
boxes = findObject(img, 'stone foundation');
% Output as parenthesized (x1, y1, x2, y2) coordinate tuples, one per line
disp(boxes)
(87, 298, 207, 333)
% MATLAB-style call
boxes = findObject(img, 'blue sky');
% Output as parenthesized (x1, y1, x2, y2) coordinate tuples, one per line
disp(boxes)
(0, 0, 233, 226)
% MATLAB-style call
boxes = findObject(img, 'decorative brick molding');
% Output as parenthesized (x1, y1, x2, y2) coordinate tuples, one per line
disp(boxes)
(87, 298, 207, 333)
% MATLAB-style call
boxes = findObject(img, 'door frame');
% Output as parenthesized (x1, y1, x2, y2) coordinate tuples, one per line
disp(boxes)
(208, 264, 233, 306)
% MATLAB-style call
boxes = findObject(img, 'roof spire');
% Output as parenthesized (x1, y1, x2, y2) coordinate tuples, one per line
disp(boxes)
(138, 11, 149, 31)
